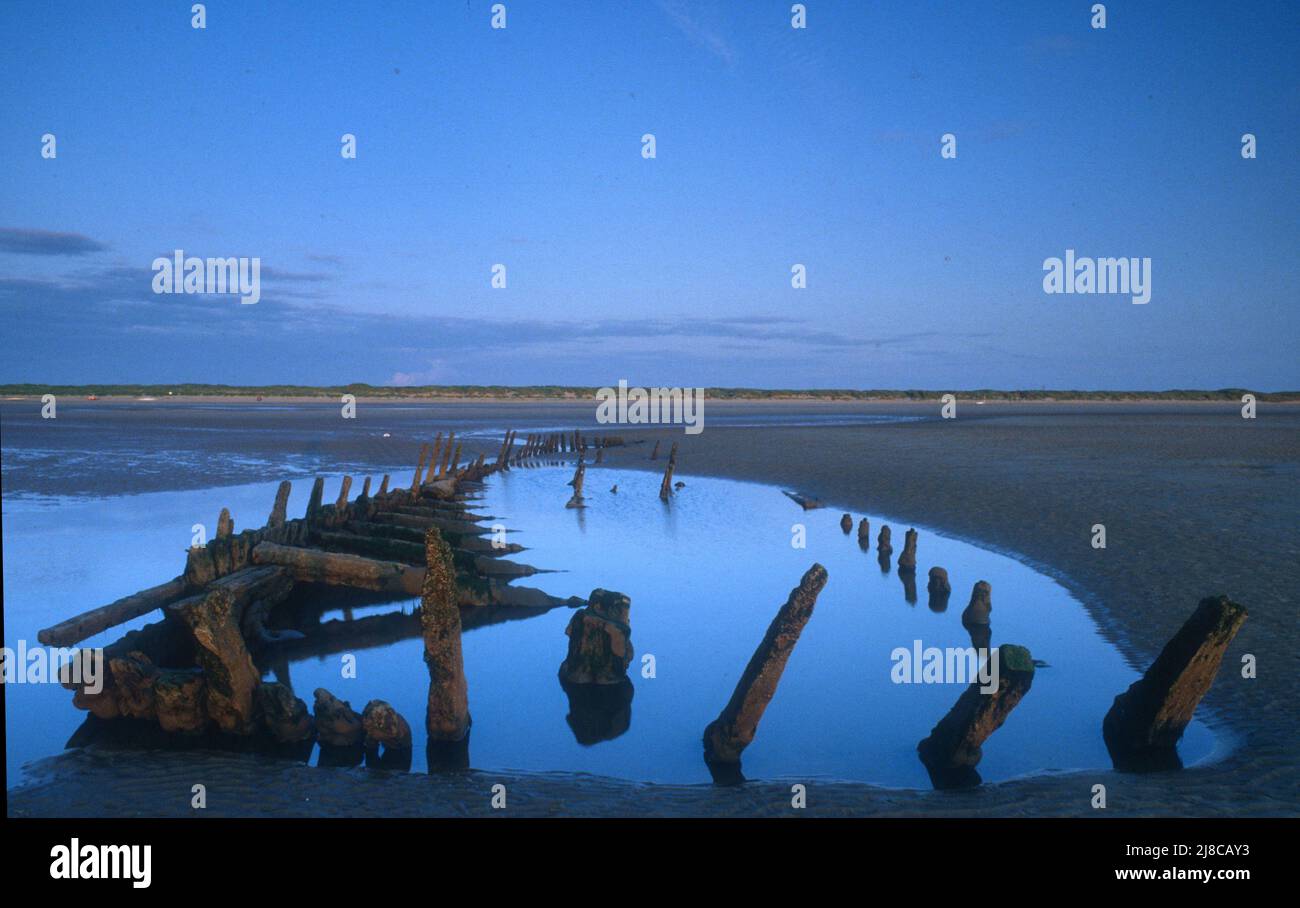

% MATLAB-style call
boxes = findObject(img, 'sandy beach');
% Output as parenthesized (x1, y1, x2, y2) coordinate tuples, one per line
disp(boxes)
(6, 400, 1296, 817)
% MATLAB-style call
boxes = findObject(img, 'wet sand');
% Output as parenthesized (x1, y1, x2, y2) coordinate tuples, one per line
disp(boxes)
(6, 400, 1298, 816)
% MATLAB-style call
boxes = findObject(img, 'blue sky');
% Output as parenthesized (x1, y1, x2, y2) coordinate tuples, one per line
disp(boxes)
(1, 0, 1297, 389)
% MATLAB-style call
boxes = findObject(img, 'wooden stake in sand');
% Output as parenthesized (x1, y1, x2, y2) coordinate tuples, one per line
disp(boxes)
(703, 564, 828, 766)
(421, 527, 470, 741)
(306, 477, 326, 524)
(437, 432, 456, 478)
(268, 480, 292, 528)
(566, 458, 587, 509)
(429, 434, 443, 478)
(917, 644, 1035, 788)
(496, 430, 514, 470)
(411, 443, 430, 491)
(1102, 595, 1247, 771)
(897, 528, 918, 573)
(168, 587, 262, 735)
(658, 442, 679, 500)
(216, 508, 234, 539)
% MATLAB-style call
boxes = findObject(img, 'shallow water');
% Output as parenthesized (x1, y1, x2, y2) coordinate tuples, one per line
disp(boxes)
(2, 462, 1217, 788)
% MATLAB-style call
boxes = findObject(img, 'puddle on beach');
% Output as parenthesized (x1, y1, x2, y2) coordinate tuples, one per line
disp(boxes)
(2, 464, 1219, 789)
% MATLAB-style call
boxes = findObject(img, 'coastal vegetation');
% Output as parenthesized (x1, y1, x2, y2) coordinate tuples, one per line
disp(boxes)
(2, 384, 1295, 402)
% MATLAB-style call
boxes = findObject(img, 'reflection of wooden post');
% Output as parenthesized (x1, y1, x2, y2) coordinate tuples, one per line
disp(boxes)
(703, 564, 828, 764)
(1103, 596, 1246, 770)
(658, 442, 679, 500)
(422, 528, 470, 741)
(917, 644, 1035, 788)
(650, 440, 660, 460)
(269, 481, 292, 528)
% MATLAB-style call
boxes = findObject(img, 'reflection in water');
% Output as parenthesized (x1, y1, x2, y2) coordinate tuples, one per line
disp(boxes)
(927, 568, 951, 613)
(877, 550, 892, 574)
(560, 678, 634, 745)
(318, 742, 365, 768)
(365, 743, 413, 772)
(900, 571, 917, 605)
(4, 466, 1221, 788)
(966, 623, 992, 653)
(705, 759, 746, 786)
(427, 734, 472, 772)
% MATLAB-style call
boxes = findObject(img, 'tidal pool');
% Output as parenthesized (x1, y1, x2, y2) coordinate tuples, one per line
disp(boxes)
(3, 464, 1221, 789)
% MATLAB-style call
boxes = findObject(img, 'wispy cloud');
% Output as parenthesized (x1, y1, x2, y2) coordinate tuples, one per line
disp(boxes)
(657, 0, 736, 66)
(0, 228, 109, 256)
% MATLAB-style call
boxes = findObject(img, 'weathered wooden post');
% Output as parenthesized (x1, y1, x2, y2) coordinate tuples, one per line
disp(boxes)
(566, 458, 586, 509)
(168, 587, 261, 735)
(650, 440, 660, 460)
(840, 513, 852, 533)
(917, 644, 1036, 789)
(437, 432, 456, 478)
(257, 682, 314, 744)
(877, 524, 892, 553)
(703, 564, 828, 772)
(558, 590, 633, 685)
(363, 699, 413, 768)
(421, 527, 471, 742)
(897, 528, 918, 573)
(378, 474, 390, 495)
(335, 476, 353, 510)
(411, 443, 430, 491)
(268, 481, 292, 528)
(217, 507, 234, 538)
(658, 442, 679, 500)
(1103, 595, 1247, 771)
(314, 688, 364, 747)
(306, 477, 326, 524)
(496, 430, 513, 470)
(961, 580, 992, 650)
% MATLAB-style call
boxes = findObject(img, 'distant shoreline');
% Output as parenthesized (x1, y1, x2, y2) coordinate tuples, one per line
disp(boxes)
(2, 385, 1296, 402)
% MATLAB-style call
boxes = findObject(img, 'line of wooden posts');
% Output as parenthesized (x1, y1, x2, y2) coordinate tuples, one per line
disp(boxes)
(45, 436, 1245, 788)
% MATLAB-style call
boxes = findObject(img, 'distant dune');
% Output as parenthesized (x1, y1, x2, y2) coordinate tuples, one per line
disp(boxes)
(1, 383, 1297, 402)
